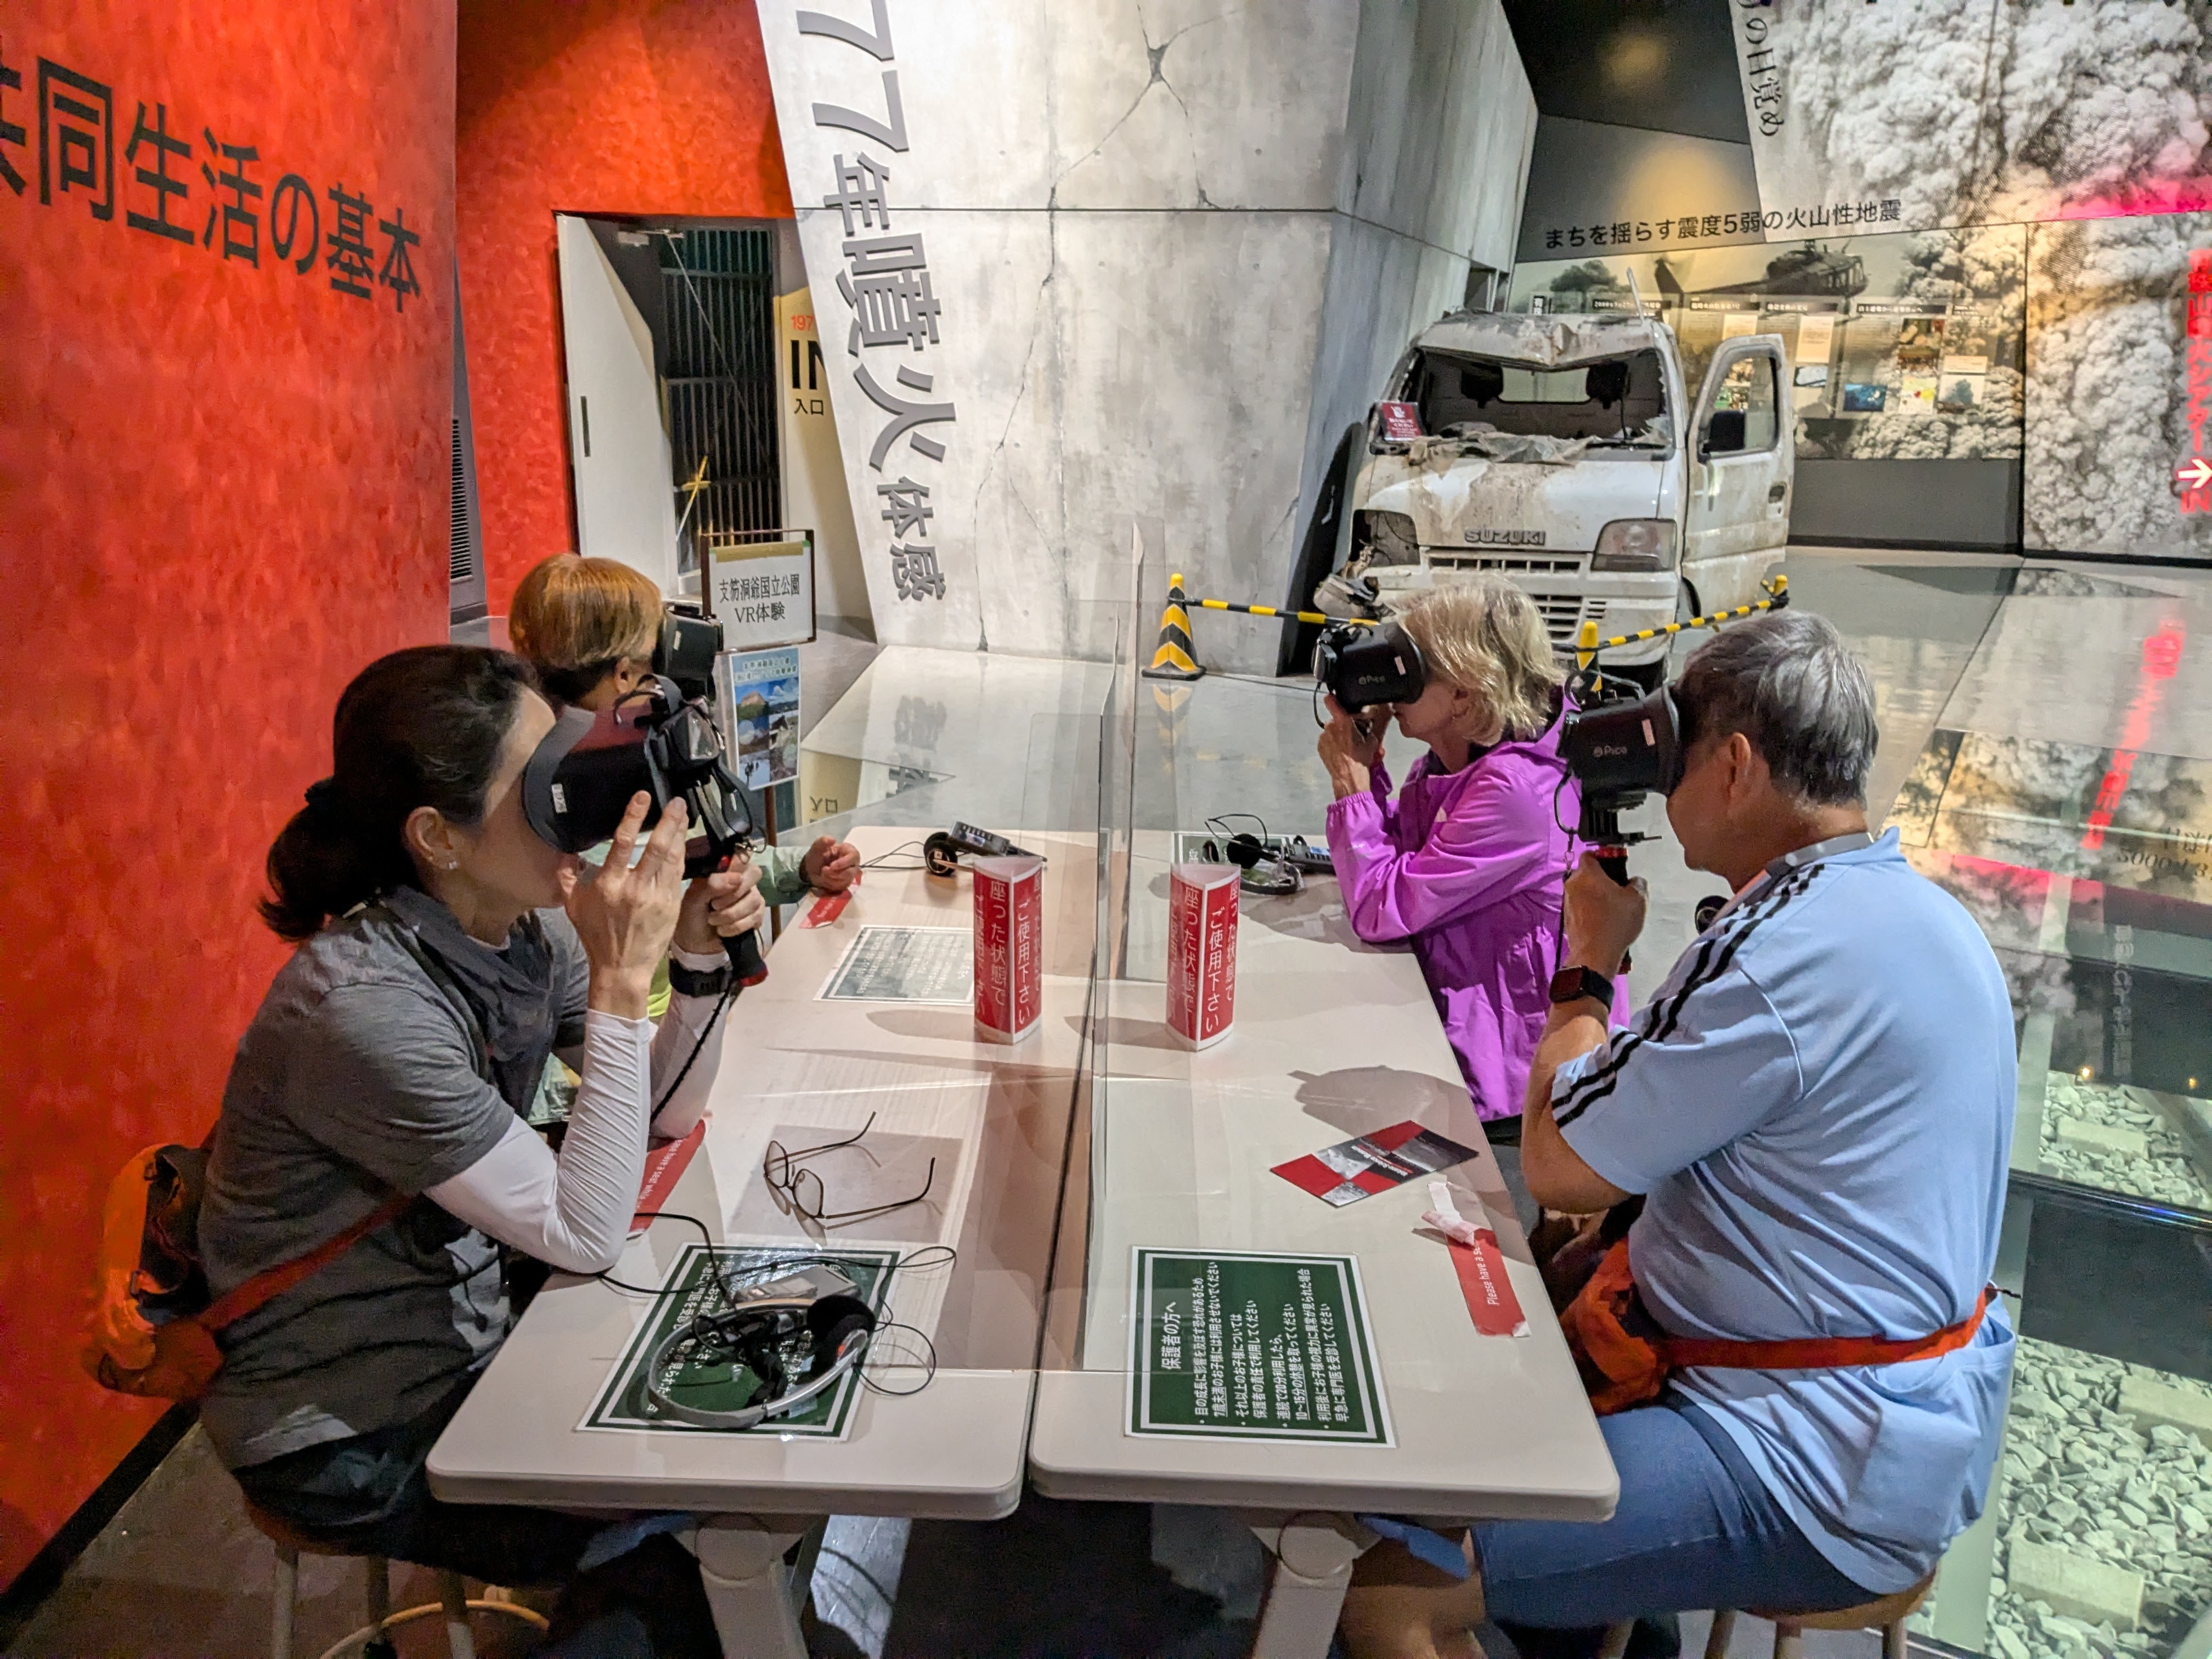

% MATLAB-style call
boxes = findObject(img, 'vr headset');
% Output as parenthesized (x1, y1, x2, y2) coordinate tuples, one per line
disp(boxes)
(654, 603, 723, 703)
(1558, 681, 1684, 881)
(521, 673, 766, 983)
(1314, 620, 1424, 714)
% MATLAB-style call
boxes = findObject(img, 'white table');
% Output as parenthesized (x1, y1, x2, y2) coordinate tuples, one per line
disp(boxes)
(1029, 833, 1618, 1658)
(428, 827, 1097, 1657)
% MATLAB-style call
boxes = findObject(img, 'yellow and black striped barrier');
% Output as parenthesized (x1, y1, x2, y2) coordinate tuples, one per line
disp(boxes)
(1191, 597, 1378, 629)
(1144, 570, 1785, 685)
(1142, 577, 1378, 681)
(1573, 573, 1790, 671)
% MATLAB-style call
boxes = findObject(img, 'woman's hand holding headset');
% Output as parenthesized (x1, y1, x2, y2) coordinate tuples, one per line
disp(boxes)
(1317, 693, 1387, 800)
(568, 792, 690, 1019)
(675, 856, 766, 955)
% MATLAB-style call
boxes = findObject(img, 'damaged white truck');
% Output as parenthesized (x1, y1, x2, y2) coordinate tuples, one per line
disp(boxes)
(1323, 311, 1793, 688)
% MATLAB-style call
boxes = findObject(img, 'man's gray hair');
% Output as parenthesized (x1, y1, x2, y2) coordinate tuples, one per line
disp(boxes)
(1674, 610, 1877, 805)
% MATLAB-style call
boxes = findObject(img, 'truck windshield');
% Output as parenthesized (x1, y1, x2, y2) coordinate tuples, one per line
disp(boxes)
(1409, 348, 1669, 447)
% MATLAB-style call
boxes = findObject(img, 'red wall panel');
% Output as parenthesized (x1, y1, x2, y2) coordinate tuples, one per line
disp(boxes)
(0, 0, 455, 1588)
(456, 0, 793, 613)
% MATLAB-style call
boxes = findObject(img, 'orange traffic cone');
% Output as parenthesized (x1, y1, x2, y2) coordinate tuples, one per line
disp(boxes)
(1141, 573, 1203, 681)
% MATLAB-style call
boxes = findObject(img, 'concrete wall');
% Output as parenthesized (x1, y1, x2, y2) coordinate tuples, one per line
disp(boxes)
(758, 0, 1534, 672)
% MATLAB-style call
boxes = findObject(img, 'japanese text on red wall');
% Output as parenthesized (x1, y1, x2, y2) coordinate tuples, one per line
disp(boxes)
(1, 36, 424, 312)
(798, 0, 951, 605)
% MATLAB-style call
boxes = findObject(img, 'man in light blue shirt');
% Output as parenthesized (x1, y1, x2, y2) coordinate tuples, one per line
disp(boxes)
(1339, 612, 2016, 1659)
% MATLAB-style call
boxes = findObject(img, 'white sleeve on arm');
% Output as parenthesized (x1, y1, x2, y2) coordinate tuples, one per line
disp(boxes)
(646, 947, 732, 1140)
(426, 1009, 654, 1274)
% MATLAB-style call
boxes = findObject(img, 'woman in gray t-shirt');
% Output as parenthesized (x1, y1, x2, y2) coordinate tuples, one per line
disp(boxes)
(200, 645, 761, 1656)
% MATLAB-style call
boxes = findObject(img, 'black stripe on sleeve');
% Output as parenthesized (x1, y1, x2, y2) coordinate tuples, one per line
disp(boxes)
(1551, 866, 1820, 1131)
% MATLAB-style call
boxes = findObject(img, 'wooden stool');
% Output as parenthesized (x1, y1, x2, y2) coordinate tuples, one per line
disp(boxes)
(245, 1503, 547, 1659)
(1598, 1575, 1935, 1659)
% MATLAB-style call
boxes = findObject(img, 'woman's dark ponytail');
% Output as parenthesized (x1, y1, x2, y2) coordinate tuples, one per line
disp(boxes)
(261, 645, 537, 943)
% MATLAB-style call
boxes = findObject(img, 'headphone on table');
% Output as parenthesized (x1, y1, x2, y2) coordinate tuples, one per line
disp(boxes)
(642, 1292, 879, 1430)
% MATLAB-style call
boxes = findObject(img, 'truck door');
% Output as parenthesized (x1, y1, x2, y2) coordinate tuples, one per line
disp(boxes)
(1684, 335, 1792, 590)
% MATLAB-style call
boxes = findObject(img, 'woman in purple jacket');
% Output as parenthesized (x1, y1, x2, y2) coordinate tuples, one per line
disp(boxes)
(1319, 577, 1628, 1132)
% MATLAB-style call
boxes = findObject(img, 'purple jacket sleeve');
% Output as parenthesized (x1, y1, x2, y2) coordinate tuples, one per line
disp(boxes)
(1325, 755, 1556, 944)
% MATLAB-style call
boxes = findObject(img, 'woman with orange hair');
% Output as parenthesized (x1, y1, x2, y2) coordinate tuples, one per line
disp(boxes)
(508, 554, 860, 905)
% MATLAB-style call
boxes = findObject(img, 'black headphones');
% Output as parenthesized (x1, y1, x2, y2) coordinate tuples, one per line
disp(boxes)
(1210, 832, 1302, 896)
(643, 1293, 878, 1430)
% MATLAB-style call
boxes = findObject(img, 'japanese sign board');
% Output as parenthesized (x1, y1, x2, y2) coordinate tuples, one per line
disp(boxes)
(580, 1242, 895, 1439)
(1127, 1248, 1392, 1445)
(2, 38, 424, 313)
(723, 645, 800, 793)
(972, 854, 1042, 1045)
(708, 534, 815, 650)
(820, 925, 972, 1003)
(795, 3, 956, 607)
(1166, 862, 1238, 1050)
(2181, 251, 2212, 517)
(1533, 200, 1902, 257)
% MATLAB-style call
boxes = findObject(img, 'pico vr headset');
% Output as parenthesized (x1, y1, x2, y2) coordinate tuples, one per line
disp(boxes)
(1314, 619, 1425, 714)
(653, 603, 723, 704)
(521, 674, 768, 983)
(1558, 681, 1684, 882)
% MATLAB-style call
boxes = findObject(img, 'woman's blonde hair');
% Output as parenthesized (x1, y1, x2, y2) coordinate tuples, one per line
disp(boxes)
(507, 555, 663, 705)
(1396, 577, 1565, 742)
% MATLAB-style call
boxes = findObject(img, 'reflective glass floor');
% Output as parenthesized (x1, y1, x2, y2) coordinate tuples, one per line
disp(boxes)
(12, 550, 2212, 1658)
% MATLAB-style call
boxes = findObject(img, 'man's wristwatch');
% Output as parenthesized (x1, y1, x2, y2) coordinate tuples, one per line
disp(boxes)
(1548, 966, 1615, 1009)
(668, 956, 736, 999)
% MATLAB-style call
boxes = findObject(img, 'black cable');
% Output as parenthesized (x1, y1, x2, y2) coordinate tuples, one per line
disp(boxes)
(857, 1321, 939, 1397)
(860, 840, 928, 871)
(653, 980, 736, 1119)
(600, 1220, 958, 1417)
(594, 1220, 956, 1307)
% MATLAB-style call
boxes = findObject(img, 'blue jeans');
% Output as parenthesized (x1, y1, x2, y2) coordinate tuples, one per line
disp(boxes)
(1476, 1398, 1874, 1627)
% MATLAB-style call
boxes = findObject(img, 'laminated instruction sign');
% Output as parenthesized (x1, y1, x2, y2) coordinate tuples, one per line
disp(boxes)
(819, 926, 973, 1003)
(1126, 1248, 1392, 1446)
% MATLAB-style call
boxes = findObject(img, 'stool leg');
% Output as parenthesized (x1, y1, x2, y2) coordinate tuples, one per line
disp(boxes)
(270, 1545, 298, 1659)
(363, 1558, 396, 1658)
(1705, 1609, 1739, 1659)
(437, 1570, 477, 1659)
(1883, 1618, 1910, 1659)
(1772, 1621, 1804, 1659)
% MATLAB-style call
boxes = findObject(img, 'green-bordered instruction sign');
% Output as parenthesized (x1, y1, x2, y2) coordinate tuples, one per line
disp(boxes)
(581, 1243, 897, 1439)
(1126, 1248, 1393, 1445)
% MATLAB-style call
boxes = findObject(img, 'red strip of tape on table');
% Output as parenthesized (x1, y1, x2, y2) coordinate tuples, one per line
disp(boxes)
(1446, 1229, 1530, 1337)
(802, 890, 854, 928)
(631, 1120, 707, 1234)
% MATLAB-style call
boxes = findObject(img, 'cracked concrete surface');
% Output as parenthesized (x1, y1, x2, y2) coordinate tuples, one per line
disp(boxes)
(762, 1, 1531, 672)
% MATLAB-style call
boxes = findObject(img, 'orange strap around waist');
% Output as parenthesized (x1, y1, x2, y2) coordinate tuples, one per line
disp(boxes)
(1663, 1284, 1993, 1373)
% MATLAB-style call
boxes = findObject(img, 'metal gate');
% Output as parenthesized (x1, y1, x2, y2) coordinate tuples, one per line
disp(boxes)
(659, 228, 780, 577)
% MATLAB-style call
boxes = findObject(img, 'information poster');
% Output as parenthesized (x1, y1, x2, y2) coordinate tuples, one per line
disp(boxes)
(820, 926, 973, 1003)
(581, 1243, 895, 1438)
(725, 646, 801, 792)
(708, 533, 816, 651)
(1126, 1248, 1392, 1446)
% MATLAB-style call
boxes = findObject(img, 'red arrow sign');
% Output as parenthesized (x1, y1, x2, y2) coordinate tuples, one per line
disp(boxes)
(2179, 458, 2212, 489)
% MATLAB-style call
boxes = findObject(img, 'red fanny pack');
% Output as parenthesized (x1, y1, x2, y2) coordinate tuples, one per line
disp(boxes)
(1560, 1238, 1994, 1416)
